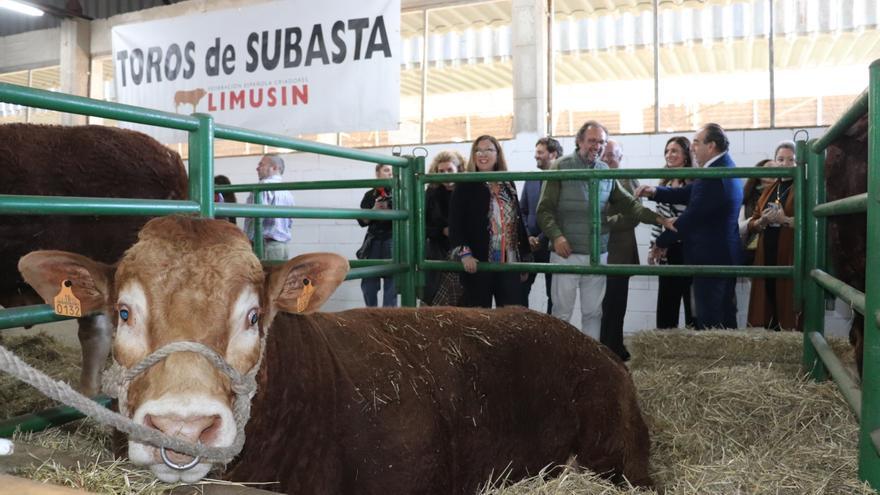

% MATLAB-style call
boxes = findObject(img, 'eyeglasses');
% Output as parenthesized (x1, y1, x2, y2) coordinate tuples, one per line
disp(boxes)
(475, 148, 497, 156)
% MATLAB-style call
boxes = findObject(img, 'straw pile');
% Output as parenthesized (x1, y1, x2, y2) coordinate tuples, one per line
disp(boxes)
(2, 329, 874, 494)
(0, 333, 80, 420)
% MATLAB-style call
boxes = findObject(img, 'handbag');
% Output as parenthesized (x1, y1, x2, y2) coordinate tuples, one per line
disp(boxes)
(432, 252, 464, 306)
(356, 232, 373, 260)
(432, 271, 464, 306)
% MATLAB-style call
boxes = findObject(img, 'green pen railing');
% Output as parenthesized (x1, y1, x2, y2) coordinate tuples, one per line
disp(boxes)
(800, 60, 880, 488)
(0, 80, 417, 435)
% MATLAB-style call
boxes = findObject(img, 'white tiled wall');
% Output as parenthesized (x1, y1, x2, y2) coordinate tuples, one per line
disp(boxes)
(212, 126, 851, 337)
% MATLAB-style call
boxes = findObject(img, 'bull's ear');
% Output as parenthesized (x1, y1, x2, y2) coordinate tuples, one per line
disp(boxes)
(266, 253, 348, 314)
(18, 251, 115, 314)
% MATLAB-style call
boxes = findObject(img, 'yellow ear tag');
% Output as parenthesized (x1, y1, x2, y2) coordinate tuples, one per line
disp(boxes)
(296, 278, 316, 313)
(53, 280, 82, 317)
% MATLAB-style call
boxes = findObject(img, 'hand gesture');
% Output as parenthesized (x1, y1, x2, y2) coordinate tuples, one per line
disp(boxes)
(553, 236, 572, 258)
(658, 216, 677, 232)
(528, 236, 541, 252)
(634, 185, 656, 198)
(462, 256, 478, 273)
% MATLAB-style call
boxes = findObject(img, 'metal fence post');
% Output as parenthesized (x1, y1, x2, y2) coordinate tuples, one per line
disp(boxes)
(398, 156, 417, 307)
(590, 178, 601, 266)
(802, 138, 827, 380)
(858, 59, 880, 487)
(188, 113, 215, 218)
(392, 163, 403, 303)
(413, 155, 427, 303)
(252, 190, 265, 259)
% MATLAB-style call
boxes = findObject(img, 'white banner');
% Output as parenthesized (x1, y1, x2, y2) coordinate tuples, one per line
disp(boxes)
(111, 0, 400, 143)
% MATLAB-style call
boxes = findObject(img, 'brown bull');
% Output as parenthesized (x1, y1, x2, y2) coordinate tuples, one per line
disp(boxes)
(0, 123, 188, 396)
(825, 114, 868, 374)
(19, 216, 653, 493)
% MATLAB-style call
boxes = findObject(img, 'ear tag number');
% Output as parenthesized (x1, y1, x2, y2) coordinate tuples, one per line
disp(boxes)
(53, 280, 82, 317)
(296, 278, 316, 313)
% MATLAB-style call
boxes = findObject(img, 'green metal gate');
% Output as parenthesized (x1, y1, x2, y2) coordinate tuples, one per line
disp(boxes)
(800, 60, 880, 487)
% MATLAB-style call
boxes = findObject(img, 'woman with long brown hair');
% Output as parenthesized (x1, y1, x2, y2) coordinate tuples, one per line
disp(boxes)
(649, 136, 696, 329)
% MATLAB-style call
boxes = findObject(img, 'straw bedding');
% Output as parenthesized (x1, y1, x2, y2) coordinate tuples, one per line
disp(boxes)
(1, 329, 873, 494)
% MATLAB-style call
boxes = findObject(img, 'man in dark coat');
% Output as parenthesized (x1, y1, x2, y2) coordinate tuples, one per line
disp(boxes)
(635, 123, 743, 329)
(599, 140, 639, 361)
(519, 136, 562, 312)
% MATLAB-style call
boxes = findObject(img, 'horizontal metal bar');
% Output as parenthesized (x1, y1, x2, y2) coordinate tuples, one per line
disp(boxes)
(0, 83, 200, 131)
(0, 395, 112, 438)
(811, 269, 865, 315)
(420, 167, 796, 184)
(0, 305, 72, 331)
(215, 203, 407, 220)
(214, 124, 409, 167)
(347, 259, 393, 269)
(346, 264, 408, 281)
(813, 193, 868, 217)
(809, 332, 862, 420)
(0, 195, 199, 215)
(812, 90, 869, 153)
(217, 179, 393, 194)
(422, 260, 792, 277)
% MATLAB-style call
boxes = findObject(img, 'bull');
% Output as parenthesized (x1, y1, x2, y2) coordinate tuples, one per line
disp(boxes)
(0, 123, 188, 396)
(824, 114, 868, 374)
(18, 216, 653, 493)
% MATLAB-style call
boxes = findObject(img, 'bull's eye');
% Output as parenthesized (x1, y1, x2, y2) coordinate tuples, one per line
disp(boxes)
(247, 308, 259, 327)
(118, 305, 130, 322)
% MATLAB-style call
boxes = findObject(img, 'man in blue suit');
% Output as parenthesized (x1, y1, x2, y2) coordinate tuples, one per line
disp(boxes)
(635, 123, 743, 329)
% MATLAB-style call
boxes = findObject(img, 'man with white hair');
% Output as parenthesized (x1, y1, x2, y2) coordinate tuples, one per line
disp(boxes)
(599, 140, 640, 361)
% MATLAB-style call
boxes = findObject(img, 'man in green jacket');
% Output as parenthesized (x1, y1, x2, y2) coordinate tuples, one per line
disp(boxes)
(537, 121, 671, 341)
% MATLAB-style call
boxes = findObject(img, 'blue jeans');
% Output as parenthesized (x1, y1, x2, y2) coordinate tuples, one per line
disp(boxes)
(361, 237, 397, 307)
(692, 276, 737, 329)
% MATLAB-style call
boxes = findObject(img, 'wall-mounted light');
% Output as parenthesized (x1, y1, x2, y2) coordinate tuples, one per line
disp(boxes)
(0, 0, 44, 17)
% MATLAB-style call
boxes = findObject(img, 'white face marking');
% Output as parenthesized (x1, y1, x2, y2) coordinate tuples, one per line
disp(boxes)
(116, 282, 149, 359)
(129, 396, 236, 482)
(226, 287, 261, 369)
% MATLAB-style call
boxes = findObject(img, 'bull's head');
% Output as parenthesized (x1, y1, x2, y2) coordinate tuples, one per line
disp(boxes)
(18, 216, 348, 482)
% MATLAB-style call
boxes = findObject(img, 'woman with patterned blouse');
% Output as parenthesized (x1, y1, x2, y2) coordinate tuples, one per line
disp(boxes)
(448, 135, 530, 308)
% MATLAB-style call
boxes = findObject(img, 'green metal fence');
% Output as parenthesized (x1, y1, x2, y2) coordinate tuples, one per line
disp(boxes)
(800, 60, 880, 487)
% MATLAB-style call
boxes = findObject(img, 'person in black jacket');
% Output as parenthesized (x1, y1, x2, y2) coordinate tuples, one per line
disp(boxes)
(357, 164, 397, 307)
(448, 135, 530, 308)
(423, 150, 464, 305)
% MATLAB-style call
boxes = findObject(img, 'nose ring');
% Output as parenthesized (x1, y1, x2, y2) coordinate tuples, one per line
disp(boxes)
(160, 446, 201, 471)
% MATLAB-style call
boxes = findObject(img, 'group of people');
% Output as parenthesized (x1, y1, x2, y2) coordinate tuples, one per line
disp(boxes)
(238, 122, 798, 360)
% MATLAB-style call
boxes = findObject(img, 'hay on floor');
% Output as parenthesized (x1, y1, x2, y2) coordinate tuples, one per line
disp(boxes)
(1, 329, 874, 494)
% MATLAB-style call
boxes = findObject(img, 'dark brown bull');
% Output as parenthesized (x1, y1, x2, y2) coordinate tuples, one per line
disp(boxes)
(0, 123, 188, 395)
(19, 216, 653, 493)
(824, 114, 868, 374)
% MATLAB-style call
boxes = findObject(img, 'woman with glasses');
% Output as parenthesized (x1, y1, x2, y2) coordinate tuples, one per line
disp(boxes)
(423, 150, 465, 305)
(746, 141, 798, 330)
(448, 135, 530, 308)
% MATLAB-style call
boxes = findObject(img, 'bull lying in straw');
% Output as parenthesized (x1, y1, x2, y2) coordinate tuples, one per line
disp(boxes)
(18, 215, 652, 493)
